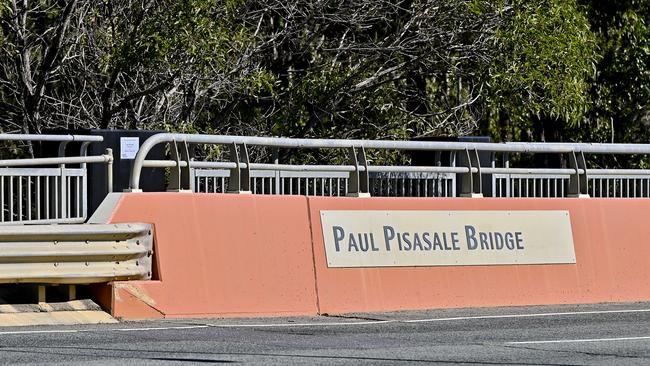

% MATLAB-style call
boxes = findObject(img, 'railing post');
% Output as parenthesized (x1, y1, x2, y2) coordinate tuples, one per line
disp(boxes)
(167, 141, 181, 192)
(57, 141, 69, 219)
(450, 151, 457, 197)
(105, 148, 114, 194)
(347, 146, 370, 197)
(272, 148, 280, 195)
(568, 151, 590, 198)
(167, 140, 194, 192)
(504, 153, 511, 198)
(490, 152, 496, 197)
(58, 142, 69, 219)
(57, 141, 69, 158)
(460, 148, 483, 197)
(80, 142, 92, 219)
(227, 143, 252, 194)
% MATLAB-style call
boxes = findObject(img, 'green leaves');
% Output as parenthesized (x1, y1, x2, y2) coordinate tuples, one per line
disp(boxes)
(584, 0, 650, 143)
(487, 0, 597, 140)
(0, 0, 647, 148)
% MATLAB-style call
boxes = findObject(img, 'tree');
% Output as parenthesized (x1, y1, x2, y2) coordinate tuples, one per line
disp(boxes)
(0, 0, 506, 141)
(0, 0, 81, 139)
(224, 0, 504, 140)
(581, 0, 650, 143)
(484, 0, 597, 143)
(0, 0, 262, 135)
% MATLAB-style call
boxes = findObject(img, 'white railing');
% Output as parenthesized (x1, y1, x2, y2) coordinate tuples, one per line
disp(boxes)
(0, 134, 112, 224)
(194, 170, 457, 197)
(127, 133, 650, 198)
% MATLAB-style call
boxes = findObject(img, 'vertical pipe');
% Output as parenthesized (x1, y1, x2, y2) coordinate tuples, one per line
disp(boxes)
(76, 176, 81, 217)
(36, 176, 41, 220)
(66, 175, 71, 218)
(9, 177, 14, 221)
(105, 148, 114, 194)
(18, 176, 22, 221)
(54, 175, 59, 219)
(27, 176, 31, 221)
(0, 176, 4, 222)
(45, 177, 50, 219)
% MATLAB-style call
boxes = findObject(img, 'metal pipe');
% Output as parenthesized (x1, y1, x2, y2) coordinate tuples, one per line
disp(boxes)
(143, 160, 476, 174)
(105, 149, 114, 193)
(0, 155, 111, 167)
(0, 134, 103, 142)
(482, 168, 580, 175)
(129, 133, 650, 190)
(588, 169, 650, 176)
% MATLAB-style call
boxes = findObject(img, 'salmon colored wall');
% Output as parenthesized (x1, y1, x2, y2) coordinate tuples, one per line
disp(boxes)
(308, 197, 650, 313)
(107, 193, 318, 318)
(106, 193, 650, 318)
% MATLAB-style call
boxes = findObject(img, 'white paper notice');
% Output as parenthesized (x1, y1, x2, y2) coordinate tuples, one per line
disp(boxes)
(120, 137, 139, 160)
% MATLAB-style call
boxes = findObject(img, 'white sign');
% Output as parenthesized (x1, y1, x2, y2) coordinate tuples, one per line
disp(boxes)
(120, 137, 140, 160)
(320, 210, 575, 268)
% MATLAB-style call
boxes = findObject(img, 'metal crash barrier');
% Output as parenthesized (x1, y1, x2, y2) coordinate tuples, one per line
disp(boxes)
(129, 133, 650, 198)
(0, 223, 153, 284)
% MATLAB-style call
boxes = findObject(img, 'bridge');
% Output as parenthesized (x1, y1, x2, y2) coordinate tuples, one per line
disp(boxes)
(1, 132, 650, 320)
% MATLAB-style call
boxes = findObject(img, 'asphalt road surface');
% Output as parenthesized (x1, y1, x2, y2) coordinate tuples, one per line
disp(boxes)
(2, 302, 650, 365)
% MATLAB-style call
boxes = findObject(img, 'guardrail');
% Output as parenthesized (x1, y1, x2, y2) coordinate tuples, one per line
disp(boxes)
(0, 223, 153, 284)
(0, 134, 111, 224)
(128, 133, 650, 198)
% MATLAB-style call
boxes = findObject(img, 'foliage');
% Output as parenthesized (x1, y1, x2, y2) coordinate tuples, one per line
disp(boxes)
(0, 0, 648, 156)
(485, 0, 597, 142)
(580, 0, 650, 143)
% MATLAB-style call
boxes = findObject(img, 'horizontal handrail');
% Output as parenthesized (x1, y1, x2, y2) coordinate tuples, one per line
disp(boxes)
(129, 133, 650, 190)
(141, 160, 477, 174)
(0, 154, 112, 167)
(0, 134, 103, 143)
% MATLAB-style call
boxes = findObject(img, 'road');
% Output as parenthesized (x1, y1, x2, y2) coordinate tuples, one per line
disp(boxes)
(1, 302, 650, 365)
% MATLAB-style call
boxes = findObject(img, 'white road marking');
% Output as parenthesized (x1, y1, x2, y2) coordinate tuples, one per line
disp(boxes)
(0, 325, 209, 336)
(507, 336, 650, 345)
(402, 308, 650, 323)
(0, 307, 648, 335)
(0, 329, 80, 335)
(114, 325, 210, 332)
(206, 320, 395, 328)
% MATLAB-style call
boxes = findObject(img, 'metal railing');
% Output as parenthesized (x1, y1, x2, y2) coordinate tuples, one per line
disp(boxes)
(0, 222, 153, 284)
(128, 133, 650, 198)
(0, 134, 112, 224)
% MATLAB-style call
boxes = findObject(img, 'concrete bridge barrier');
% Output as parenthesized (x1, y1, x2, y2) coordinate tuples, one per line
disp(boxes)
(95, 193, 650, 319)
